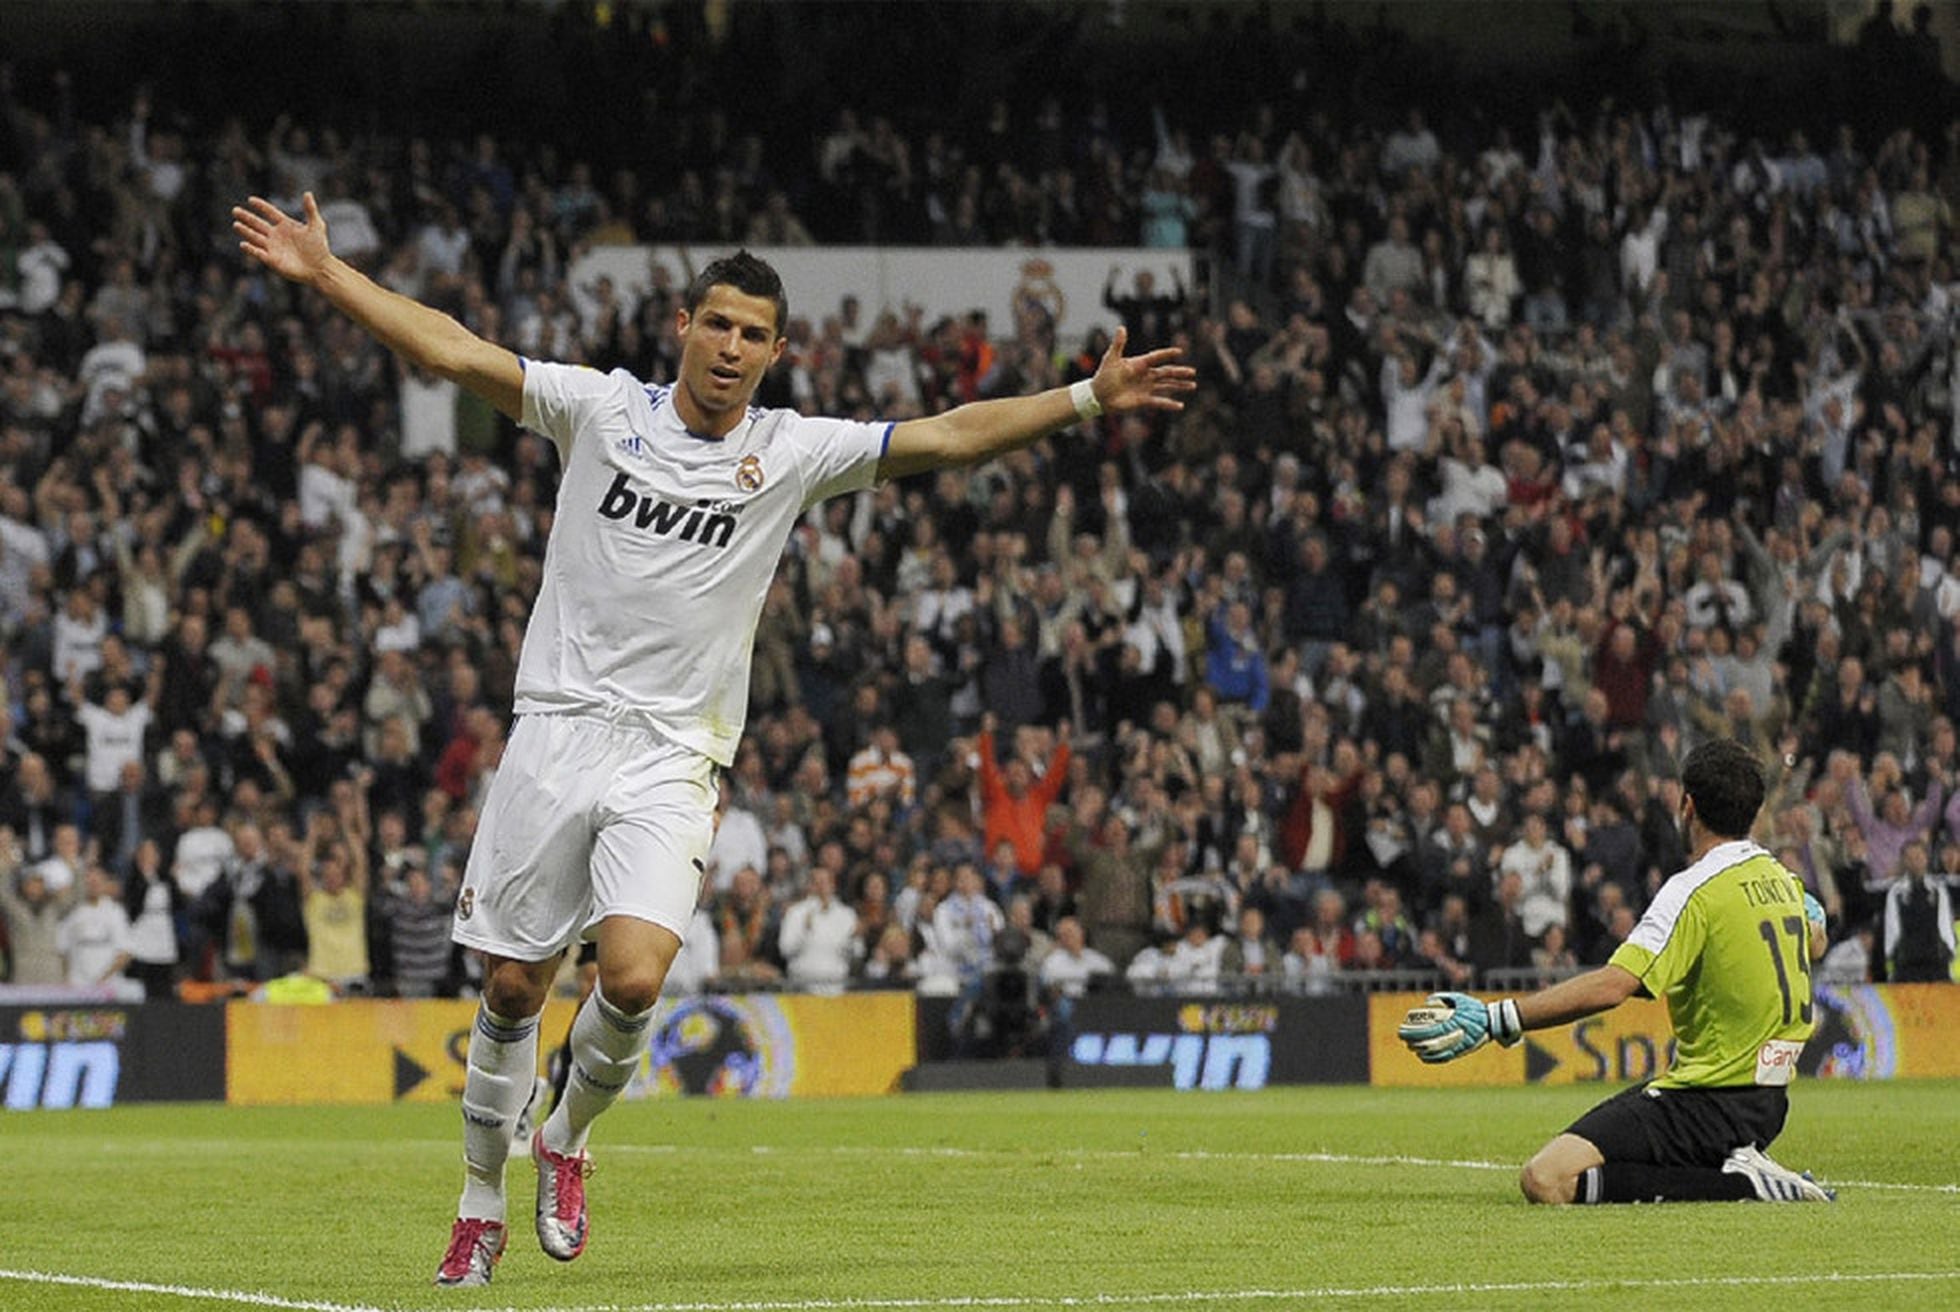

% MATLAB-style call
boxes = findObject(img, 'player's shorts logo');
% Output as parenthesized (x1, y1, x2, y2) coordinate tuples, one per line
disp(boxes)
(735, 455, 765, 492)
(457, 887, 475, 920)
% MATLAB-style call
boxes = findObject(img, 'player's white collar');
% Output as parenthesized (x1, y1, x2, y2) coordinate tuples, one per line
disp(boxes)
(674, 407, 759, 445)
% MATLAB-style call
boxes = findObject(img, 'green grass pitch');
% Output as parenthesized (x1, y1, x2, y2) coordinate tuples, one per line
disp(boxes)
(1, 1082, 1956, 1311)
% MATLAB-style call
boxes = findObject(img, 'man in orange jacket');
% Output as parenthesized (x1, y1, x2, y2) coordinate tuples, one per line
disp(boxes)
(977, 712, 1072, 884)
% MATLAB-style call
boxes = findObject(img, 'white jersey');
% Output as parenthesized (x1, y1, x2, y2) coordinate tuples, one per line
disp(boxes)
(58, 898, 132, 988)
(77, 701, 153, 794)
(518, 360, 889, 765)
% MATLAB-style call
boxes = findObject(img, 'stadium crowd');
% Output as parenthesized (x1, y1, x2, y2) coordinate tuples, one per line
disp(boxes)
(2, 16, 1959, 1015)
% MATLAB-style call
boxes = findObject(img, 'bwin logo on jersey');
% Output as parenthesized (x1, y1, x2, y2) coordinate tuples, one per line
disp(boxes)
(598, 471, 737, 549)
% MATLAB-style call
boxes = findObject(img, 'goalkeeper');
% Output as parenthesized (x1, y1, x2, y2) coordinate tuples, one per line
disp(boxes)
(1400, 738, 1834, 1204)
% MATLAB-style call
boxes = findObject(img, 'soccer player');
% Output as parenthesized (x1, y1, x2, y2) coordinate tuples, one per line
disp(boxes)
(233, 193, 1193, 1287)
(1399, 738, 1835, 1205)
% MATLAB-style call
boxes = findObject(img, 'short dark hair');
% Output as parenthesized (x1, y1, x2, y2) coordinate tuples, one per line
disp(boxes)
(1680, 738, 1765, 839)
(683, 250, 787, 335)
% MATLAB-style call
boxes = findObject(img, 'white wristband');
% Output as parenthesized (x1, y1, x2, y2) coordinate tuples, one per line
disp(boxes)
(1490, 998, 1523, 1047)
(1069, 378, 1103, 422)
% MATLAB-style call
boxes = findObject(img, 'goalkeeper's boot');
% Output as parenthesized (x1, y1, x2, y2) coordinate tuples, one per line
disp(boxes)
(433, 1217, 507, 1288)
(533, 1127, 592, 1260)
(1721, 1145, 1837, 1202)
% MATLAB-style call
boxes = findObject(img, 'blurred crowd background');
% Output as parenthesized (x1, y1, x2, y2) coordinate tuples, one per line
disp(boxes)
(2, 1, 1958, 1023)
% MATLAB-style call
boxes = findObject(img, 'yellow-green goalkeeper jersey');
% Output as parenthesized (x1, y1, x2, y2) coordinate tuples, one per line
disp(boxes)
(1609, 839, 1815, 1089)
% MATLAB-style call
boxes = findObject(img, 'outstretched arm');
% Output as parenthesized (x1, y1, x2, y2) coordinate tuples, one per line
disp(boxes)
(976, 719, 1005, 805)
(1910, 780, 1944, 833)
(1399, 965, 1641, 1062)
(1514, 964, 1643, 1029)
(878, 327, 1193, 480)
(1034, 727, 1073, 806)
(1844, 775, 1877, 834)
(233, 192, 523, 420)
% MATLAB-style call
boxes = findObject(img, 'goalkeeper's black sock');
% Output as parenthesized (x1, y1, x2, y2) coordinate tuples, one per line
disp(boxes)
(1578, 1164, 1755, 1204)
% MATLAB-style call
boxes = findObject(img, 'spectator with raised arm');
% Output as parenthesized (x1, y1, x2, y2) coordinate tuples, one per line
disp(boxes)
(297, 811, 371, 995)
(1, 857, 78, 986)
(120, 838, 181, 998)
(1204, 599, 1270, 719)
(976, 713, 1072, 882)
(1843, 753, 1945, 890)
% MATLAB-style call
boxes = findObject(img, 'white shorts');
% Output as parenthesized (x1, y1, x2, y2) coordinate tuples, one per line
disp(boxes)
(451, 712, 716, 962)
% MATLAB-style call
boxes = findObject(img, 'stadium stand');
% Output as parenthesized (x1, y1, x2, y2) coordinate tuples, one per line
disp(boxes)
(1, 1, 1959, 1013)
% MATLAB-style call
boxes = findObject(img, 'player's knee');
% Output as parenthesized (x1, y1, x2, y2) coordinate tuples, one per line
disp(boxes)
(596, 965, 664, 1016)
(1519, 1158, 1572, 1205)
(481, 960, 552, 1019)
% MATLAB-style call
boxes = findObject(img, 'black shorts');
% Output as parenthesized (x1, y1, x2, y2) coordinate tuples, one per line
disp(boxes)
(1565, 1082, 1789, 1169)
(575, 941, 599, 967)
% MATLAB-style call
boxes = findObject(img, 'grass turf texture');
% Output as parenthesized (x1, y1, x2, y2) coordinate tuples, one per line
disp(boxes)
(2, 1082, 1956, 1311)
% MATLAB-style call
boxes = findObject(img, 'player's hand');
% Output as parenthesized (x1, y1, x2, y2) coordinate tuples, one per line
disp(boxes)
(1089, 326, 1196, 416)
(1398, 992, 1522, 1063)
(232, 192, 334, 286)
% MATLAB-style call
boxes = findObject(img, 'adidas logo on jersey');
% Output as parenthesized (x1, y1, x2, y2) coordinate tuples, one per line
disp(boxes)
(598, 471, 739, 549)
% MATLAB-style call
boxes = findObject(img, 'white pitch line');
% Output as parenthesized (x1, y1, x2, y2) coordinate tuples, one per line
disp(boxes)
(725, 1145, 1515, 1172)
(597, 1141, 1960, 1192)
(6, 1265, 1960, 1312)
(5, 1264, 1959, 1312)
(58, 1133, 1960, 1194)
(0, 1269, 389, 1312)
(527, 1271, 1960, 1312)
(1827, 1177, 1960, 1194)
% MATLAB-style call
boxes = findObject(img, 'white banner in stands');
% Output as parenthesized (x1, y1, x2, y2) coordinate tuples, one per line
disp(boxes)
(566, 245, 1194, 344)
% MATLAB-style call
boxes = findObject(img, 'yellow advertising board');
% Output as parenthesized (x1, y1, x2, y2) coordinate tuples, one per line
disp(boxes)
(1370, 985, 1960, 1087)
(226, 998, 579, 1105)
(623, 992, 916, 1099)
(1808, 983, 1960, 1080)
(226, 992, 915, 1106)
(1513, 998, 1676, 1085)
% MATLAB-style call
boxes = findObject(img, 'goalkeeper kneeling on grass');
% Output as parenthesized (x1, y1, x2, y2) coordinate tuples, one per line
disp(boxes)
(1400, 738, 1835, 1205)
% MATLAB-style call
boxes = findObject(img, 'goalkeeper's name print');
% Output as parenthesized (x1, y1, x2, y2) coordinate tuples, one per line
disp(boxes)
(1738, 875, 1799, 910)
(597, 470, 745, 550)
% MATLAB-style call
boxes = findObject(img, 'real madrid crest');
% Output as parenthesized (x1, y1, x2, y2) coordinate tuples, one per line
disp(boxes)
(735, 454, 765, 492)
(457, 887, 475, 920)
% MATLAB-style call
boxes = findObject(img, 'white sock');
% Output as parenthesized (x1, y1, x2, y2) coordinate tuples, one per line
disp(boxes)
(541, 985, 652, 1155)
(457, 1005, 540, 1221)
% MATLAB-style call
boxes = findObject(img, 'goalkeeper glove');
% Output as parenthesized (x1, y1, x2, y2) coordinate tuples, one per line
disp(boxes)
(1802, 891, 1826, 929)
(1398, 991, 1524, 1063)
